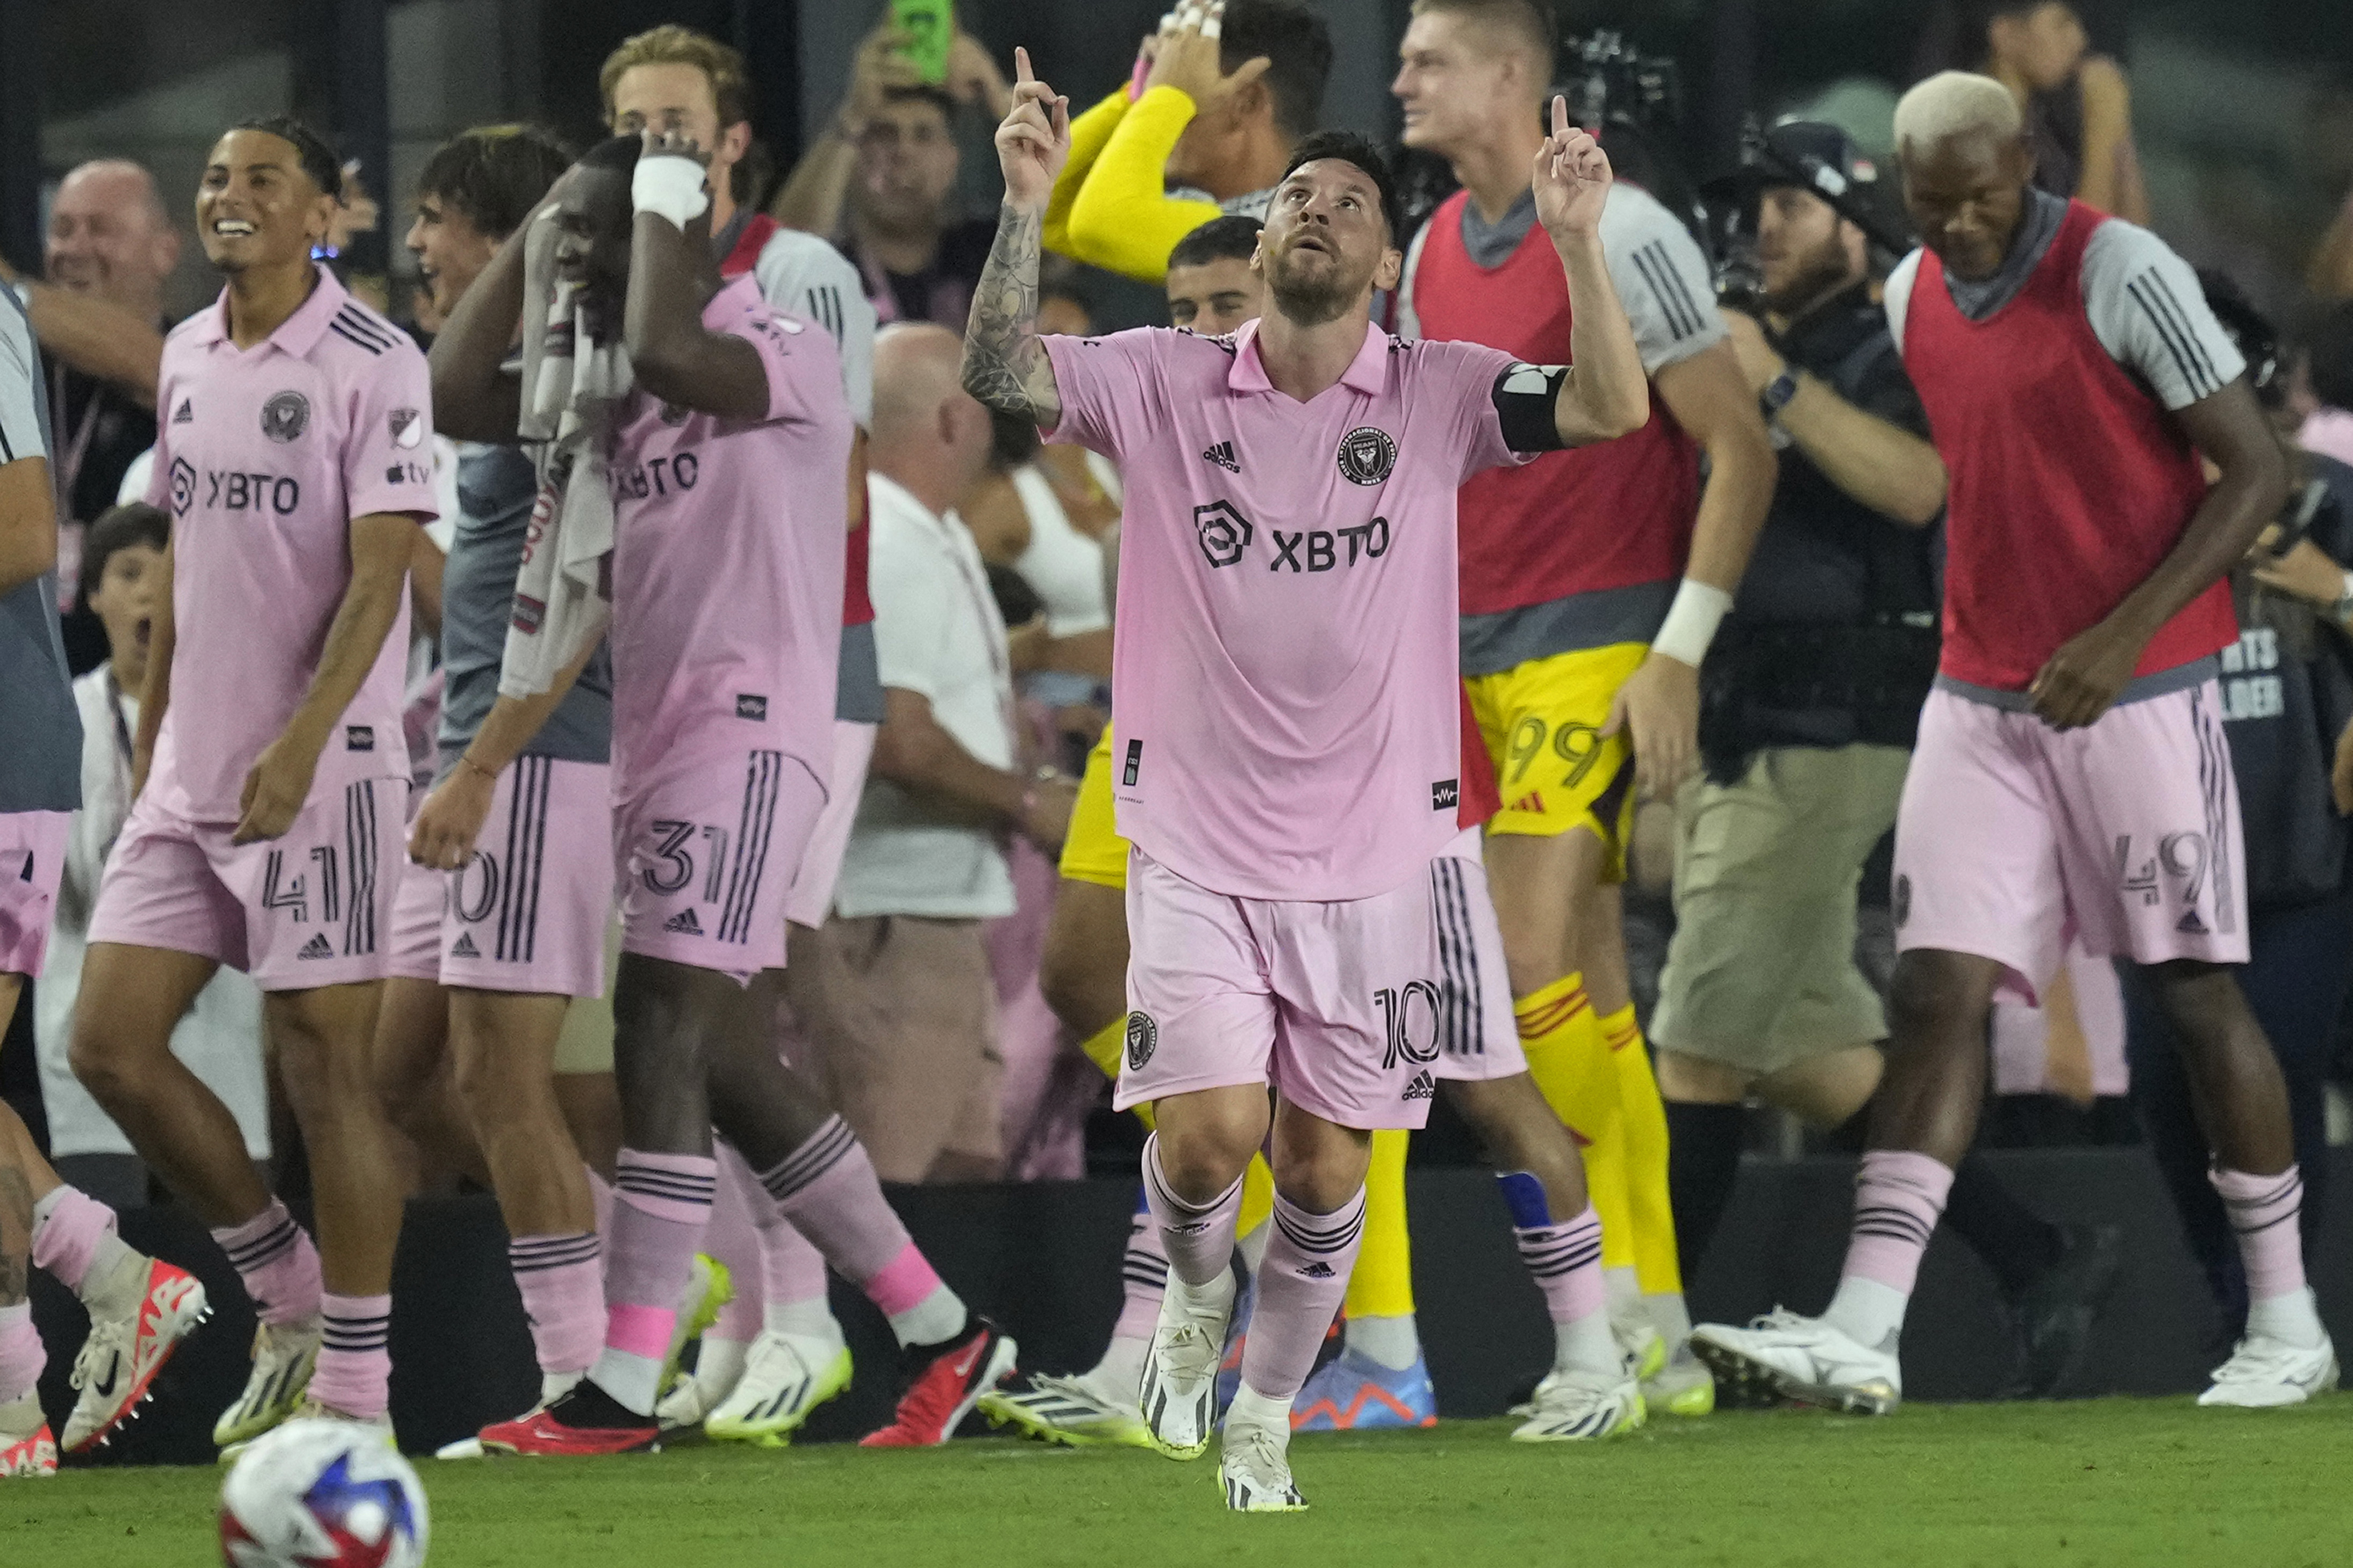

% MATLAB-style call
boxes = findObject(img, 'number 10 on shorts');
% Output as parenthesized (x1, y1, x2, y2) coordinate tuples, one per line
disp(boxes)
(1374, 981, 1446, 1071)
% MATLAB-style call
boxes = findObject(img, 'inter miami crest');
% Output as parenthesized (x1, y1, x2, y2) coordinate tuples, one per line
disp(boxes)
(260, 391, 309, 443)
(1336, 425, 1396, 486)
(1124, 1012, 1158, 1072)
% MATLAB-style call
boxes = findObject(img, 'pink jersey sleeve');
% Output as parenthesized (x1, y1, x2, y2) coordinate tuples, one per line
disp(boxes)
(340, 339, 442, 521)
(1039, 328, 1168, 460)
(712, 284, 845, 427)
(1427, 338, 1530, 484)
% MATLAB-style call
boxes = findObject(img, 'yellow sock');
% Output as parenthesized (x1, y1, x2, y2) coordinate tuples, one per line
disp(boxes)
(1078, 1016, 1125, 1082)
(1602, 1003, 1682, 1297)
(1343, 1128, 1415, 1321)
(1240, 1153, 1275, 1242)
(1516, 973, 1635, 1270)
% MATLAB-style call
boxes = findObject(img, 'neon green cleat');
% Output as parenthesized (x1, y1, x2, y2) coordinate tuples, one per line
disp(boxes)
(704, 1334, 854, 1447)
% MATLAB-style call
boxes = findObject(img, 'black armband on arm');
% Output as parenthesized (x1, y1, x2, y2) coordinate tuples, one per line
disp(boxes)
(1491, 362, 1573, 453)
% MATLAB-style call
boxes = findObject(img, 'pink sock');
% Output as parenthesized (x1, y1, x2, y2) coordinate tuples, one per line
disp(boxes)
(1141, 1134, 1242, 1289)
(754, 1117, 918, 1295)
(0, 1303, 43, 1403)
(757, 1220, 830, 1317)
(2211, 1165, 2308, 1302)
(1497, 1172, 1605, 1324)
(1113, 1194, 1170, 1343)
(310, 1293, 392, 1420)
(1239, 1187, 1366, 1401)
(508, 1233, 604, 1376)
(210, 1200, 322, 1326)
(704, 1147, 767, 1343)
(29, 1185, 121, 1294)
(587, 1169, 615, 1241)
(594, 1150, 716, 1415)
(1839, 1150, 1954, 1294)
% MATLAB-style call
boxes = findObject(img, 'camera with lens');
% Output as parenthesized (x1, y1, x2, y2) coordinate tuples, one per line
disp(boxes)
(1704, 117, 1916, 311)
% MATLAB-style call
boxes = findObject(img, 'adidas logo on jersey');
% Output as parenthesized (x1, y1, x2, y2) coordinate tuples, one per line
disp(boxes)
(171, 398, 194, 424)
(450, 933, 480, 959)
(1200, 439, 1240, 473)
(1508, 791, 1545, 815)
(296, 933, 335, 960)
(1401, 1070, 1435, 1102)
(663, 909, 704, 936)
(1296, 1261, 1336, 1279)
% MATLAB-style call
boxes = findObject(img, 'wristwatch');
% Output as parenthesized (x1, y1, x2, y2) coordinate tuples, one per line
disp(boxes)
(1759, 369, 1801, 424)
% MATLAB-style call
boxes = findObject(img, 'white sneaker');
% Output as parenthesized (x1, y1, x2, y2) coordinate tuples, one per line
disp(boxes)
(1138, 1270, 1234, 1461)
(2199, 1333, 2338, 1407)
(213, 1317, 323, 1448)
(1689, 1310, 1902, 1415)
(704, 1331, 854, 1446)
(62, 1257, 210, 1452)
(219, 1396, 391, 1464)
(979, 1370, 1153, 1448)
(1219, 1416, 1306, 1512)
(1511, 1366, 1646, 1442)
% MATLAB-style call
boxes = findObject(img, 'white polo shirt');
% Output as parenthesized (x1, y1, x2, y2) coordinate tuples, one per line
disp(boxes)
(833, 473, 1017, 921)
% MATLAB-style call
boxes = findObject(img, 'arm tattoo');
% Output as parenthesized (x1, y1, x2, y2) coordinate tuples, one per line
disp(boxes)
(961, 204, 1060, 423)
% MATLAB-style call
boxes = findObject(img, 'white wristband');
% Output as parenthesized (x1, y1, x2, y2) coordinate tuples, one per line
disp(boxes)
(631, 155, 710, 230)
(1651, 578, 1734, 668)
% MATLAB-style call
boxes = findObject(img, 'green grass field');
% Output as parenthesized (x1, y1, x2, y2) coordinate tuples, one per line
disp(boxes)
(17, 1401, 2353, 1567)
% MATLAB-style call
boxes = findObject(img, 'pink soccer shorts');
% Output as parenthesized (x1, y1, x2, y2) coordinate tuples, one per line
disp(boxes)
(0, 811, 71, 978)
(614, 738, 825, 979)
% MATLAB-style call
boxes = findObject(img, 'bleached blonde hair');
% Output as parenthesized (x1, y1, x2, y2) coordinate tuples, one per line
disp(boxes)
(1892, 71, 2024, 153)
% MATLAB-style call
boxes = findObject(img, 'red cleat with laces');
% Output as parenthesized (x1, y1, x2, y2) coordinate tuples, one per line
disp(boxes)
(859, 1317, 1019, 1447)
(478, 1383, 660, 1456)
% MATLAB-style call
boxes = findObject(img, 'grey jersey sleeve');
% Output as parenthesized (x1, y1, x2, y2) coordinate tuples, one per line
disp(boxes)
(1597, 184, 1728, 374)
(0, 291, 46, 463)
(754, 230, 878, 428)
(1882, 249, 1926, 350)
(2080, 221, 2246, 412)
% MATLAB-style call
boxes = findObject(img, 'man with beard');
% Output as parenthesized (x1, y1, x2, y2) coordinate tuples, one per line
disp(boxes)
(966, 48, 1652, 1508)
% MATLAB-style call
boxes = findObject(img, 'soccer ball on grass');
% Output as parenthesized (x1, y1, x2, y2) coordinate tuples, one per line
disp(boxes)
(219, 1418, 429, 1567)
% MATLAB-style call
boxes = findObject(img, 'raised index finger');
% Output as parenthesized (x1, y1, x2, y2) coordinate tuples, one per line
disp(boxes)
(1552, 95, 1569, 140)
(1015, 45, 1035, 85)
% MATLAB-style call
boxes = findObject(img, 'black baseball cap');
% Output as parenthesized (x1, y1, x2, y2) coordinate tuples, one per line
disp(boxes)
(1704, 121, 1876, 208)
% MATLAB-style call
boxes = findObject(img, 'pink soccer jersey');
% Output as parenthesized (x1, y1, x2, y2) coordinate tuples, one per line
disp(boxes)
(603, 275, 850, 793)
(1044, 321, 1527, 902)
(145, 267, 437, 821)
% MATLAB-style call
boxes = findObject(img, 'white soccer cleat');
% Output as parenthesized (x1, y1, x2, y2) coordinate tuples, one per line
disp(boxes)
(704, 1331, 854, 1447)
(219, 1394, 391, 1465)
(1510, 1366, 1646, 1442)
(979, 1370, 1153, 1449)
(2199, 1332, 2338, 1408)
(213, 1316, 323, 1449)
(1138, 1270, 1235, 1461)
(1615, 1316, 1667, 1383)
(1219, 1417, 1306, 1512)
(0, 1394, 58, 1477)
(1689, 1310, 1902, 1415)
(62, 1257, 210, 1452)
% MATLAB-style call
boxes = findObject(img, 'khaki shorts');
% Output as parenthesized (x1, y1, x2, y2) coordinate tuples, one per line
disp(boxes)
(550, 916, 623, 1075)
(784, 915, 1002, 1183)
(1651, 744, 1910, 1078)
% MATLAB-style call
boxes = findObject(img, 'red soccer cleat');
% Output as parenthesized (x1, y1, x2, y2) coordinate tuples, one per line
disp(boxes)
(478, 1384, 660, 1456)
(859, 1317, 1018, 1447)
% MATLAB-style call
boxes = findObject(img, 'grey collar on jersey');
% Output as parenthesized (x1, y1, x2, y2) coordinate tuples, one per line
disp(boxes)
(1459, 187, 1540, 269)
(1945, 185, 2067, 322)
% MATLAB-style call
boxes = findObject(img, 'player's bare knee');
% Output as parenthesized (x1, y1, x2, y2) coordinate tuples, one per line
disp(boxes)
(2138, 959, 2252, 1044)
(1886, 951, 1997, 1045)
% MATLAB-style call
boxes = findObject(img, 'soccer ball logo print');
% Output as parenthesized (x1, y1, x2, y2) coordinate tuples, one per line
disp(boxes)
(1124, 1011, 1157, 1072)
(1193, 501, 1253, 569)
(1337, 425, 1396, 486)
(387, 407, 424, 449)
(261, 391, 310, 444)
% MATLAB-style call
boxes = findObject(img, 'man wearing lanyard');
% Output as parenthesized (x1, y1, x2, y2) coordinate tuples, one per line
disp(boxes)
(1, 160, 179, 672)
